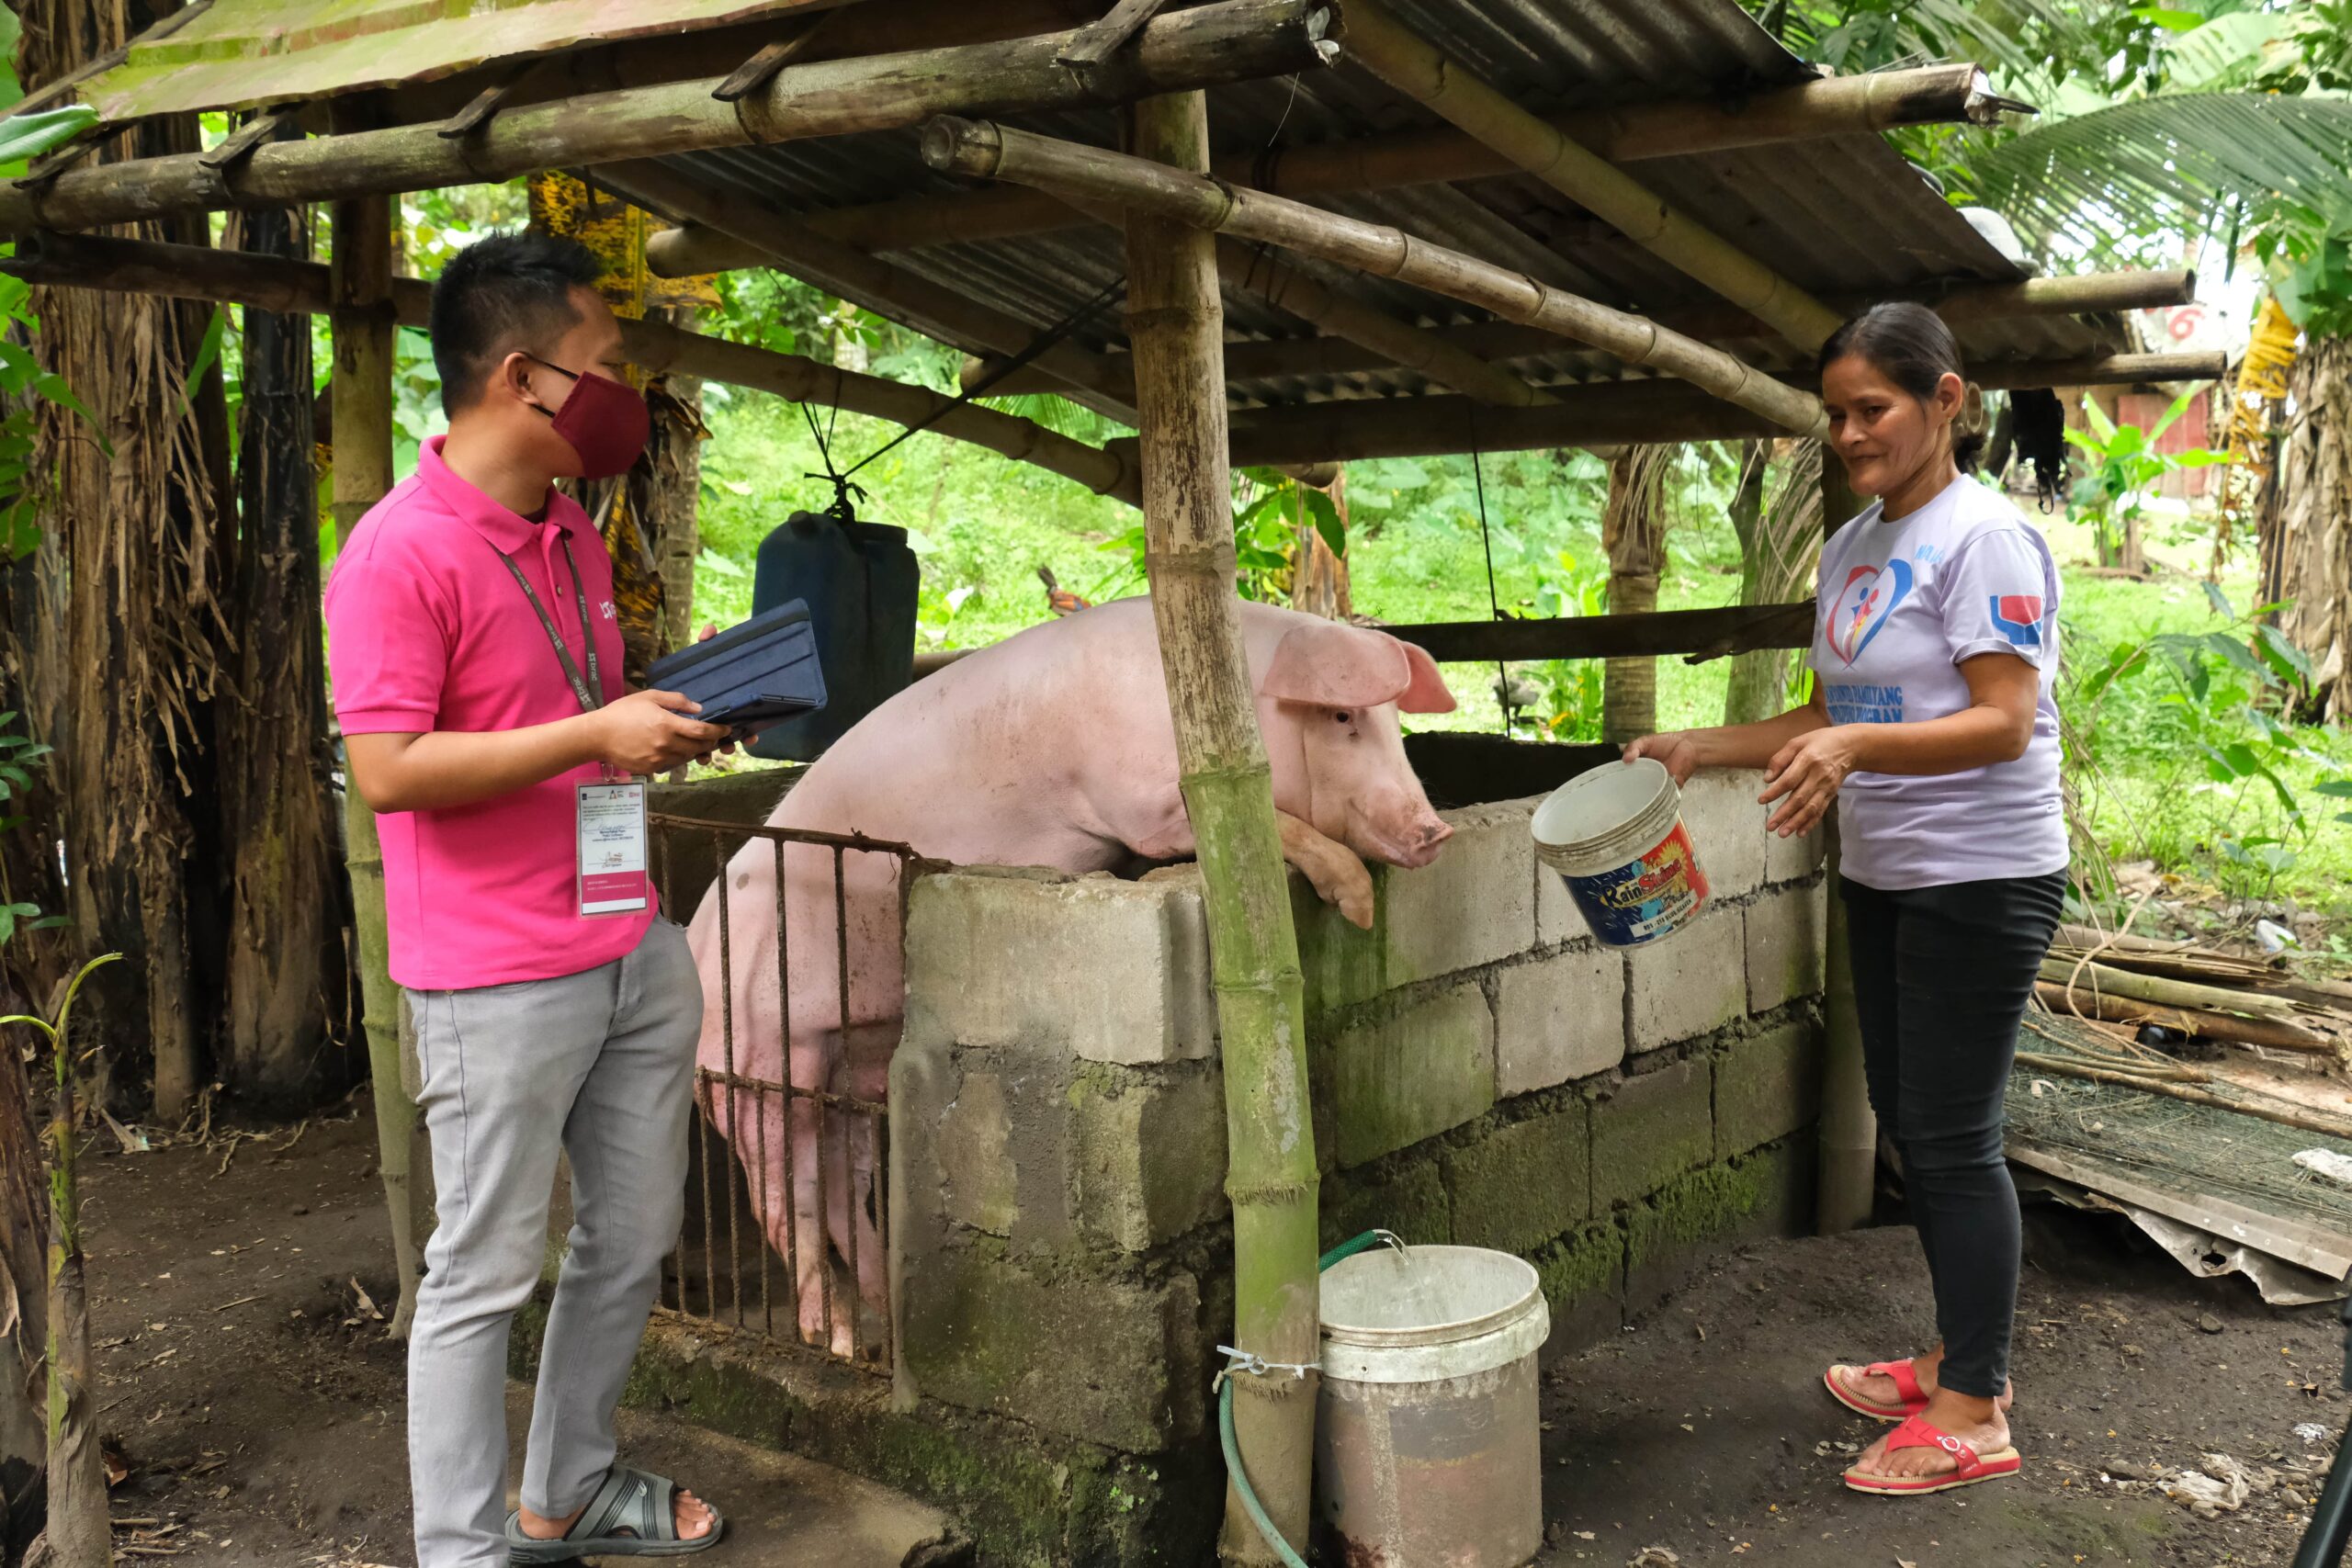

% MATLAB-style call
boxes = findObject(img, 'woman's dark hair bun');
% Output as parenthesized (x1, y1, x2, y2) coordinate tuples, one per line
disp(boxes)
(1819, 301, 1979, 473)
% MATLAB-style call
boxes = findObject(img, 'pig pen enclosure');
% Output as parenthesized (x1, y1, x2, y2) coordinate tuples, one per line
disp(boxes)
(608, 737, 1833, 1562)
(19, 0, 2235, 1562)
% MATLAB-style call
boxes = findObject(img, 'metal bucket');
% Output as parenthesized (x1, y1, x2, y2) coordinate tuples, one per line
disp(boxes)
(1316, 1244, 1549, 1567)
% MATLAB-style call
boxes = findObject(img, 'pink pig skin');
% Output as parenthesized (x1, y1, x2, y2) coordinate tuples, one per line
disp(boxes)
(686, 597, 1456, 1355)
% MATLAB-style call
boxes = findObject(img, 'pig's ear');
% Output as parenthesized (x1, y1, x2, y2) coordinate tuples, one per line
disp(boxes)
(1261, 620, 1413, 709)
(1393, 637, 1457, 714)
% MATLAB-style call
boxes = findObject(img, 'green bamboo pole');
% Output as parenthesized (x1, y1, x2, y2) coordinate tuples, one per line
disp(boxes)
(330, 193, 425, 1338)
(1124, 92, 1319, 1564)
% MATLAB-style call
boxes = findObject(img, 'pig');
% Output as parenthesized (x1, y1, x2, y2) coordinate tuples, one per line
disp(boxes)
(686, 596, 1457, 1356)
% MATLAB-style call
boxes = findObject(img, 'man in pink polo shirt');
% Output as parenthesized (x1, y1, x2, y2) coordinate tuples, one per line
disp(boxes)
(326, 233, 726, 1566)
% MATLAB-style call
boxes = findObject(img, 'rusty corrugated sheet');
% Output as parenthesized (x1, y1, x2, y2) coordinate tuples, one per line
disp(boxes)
(77, 0, 851, 123)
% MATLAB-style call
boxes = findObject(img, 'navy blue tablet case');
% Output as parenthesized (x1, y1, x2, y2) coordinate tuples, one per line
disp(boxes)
(641, 601, 828, 733)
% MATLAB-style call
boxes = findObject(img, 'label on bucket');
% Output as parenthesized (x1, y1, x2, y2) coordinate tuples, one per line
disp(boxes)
(1558, 819, 1709, 946)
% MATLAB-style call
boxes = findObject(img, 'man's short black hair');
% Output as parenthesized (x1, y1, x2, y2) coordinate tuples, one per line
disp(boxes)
(428, 231, 605, 416)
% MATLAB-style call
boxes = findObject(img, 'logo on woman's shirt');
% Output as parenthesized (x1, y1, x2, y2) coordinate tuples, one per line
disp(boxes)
(1988, 595, 2043, 647)
(1825, 559, 1914, 667)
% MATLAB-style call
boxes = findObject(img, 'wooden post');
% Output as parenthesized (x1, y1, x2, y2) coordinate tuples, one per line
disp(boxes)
(1600, 446, 1671, 742)
(1814, 452, 1875, 1235)
(924, 117, 1830, 437)
(1341, 0, 1845, 349)
(1125, 92, 1318, 1564)
(329, 193, 426, 1337)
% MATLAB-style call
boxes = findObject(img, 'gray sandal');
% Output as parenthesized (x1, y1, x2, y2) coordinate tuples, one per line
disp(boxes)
(505, 1465, 724, 1562)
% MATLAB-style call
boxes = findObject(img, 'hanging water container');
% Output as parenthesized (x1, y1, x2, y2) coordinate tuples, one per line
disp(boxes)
(745, 510, 919, 761)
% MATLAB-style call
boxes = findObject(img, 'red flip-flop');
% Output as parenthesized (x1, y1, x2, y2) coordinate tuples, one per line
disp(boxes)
(1843, 1414, 2021, 1495)
(1823, 1359, 1928, 1422)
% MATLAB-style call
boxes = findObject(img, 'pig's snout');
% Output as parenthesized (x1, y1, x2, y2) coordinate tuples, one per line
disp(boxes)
(1355, 807, 1451, 870)
(1393, 816, 1453, 869)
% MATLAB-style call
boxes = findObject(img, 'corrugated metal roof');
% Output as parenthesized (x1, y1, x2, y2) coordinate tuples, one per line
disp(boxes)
(75, 0, 850, 124)
(625, 0, 2122, 418)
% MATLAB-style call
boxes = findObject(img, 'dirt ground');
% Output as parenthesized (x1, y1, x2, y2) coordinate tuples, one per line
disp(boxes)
(74, 1094, 2347, 1567)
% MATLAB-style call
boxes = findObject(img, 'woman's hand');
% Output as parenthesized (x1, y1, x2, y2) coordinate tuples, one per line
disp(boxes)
(1622, 731, 1702, 785)
(1758, 725, 1861, 837)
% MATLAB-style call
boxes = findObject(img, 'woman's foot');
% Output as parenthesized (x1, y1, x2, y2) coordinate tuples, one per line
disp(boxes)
(1827, 1347, 2013, 1417)
(517, 1486, 718, 1543)
(1846, 1391, 2011, 1484)
(1845, 1395, 2019, 1493)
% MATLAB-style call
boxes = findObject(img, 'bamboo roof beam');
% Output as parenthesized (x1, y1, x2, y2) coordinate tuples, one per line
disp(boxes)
(963, 267, 2198, 397)
(0, 0, 1338, 237)
(923, 117, 1830, 437)
(3, 231, 1142, 505)
(1209, 350, 2230, 467)
(595, 161, 1141, 423)
(1340, 0, 1844, 351)
(789, 62, 2006, 254)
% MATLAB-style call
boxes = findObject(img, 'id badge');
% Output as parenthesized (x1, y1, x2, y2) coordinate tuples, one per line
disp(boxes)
(576, 780, 650, 918)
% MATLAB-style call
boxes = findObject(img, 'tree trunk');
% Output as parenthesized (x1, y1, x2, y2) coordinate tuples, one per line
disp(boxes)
(1600, 445, 1670, 743)
(0, 1049, 47, 1557)
(1124, 93, 1318, 1565)
(2259, 334, 2349, 721)
(1724, 440, 1824, 723)
(217, 154, 354, 1110)
(328, 194, 426, 1338)
(38, 962, 114, 1568)
(20, 0, 230, 1124)
(1288, 469, 1351, 621)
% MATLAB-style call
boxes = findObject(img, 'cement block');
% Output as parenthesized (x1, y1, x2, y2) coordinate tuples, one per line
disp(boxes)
(1384, 800, 1538, 983)
(1322, 1157, 1452, 1251)
(1445, 1104, 1590, 1254)
(899, 1247, 1203, 1452)
(1624, 906, 1747, 1050)
(1767, 818, 1826, 884)
(1591, 1055, 1712, 1208)
(1293, 870, 1390, 1018)
(938, 1067, 1018, 1235)
(1532, 1220, 1624, 1354)
(1535, 853, 1586, 947)
(1745, 880, 1827, 1014)
(1329, 983, 1496, 1168)
(1714, 1021, 1823, 1160)
(1676, 767, 1767, 900)
(906, 870, 1213, 1066)
(1070, 1064, 1229, 1252)
(1623, 1144, 1813, 1312)
(1494, 944, 1627, 1096)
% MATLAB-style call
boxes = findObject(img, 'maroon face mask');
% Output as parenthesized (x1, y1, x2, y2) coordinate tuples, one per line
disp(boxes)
(522, 354, 650, 480)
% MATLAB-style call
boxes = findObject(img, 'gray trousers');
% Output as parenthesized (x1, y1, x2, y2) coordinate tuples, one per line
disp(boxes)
(404, 919, 700, 1568)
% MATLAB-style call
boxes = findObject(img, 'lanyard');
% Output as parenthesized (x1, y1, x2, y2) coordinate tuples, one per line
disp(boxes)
(494, 534, 603, 715)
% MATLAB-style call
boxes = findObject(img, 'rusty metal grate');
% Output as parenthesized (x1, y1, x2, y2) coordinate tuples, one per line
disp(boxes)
(648, 809, 918, 1374)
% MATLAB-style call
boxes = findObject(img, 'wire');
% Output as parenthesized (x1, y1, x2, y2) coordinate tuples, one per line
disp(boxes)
(1471, 448, 1510, 736)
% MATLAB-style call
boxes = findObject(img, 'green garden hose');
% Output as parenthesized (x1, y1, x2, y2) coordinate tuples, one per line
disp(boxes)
(1216, 1230, 1404, 1568)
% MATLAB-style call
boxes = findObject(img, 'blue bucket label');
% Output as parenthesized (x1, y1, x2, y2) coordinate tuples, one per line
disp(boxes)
(1555, 820, 1709, 947)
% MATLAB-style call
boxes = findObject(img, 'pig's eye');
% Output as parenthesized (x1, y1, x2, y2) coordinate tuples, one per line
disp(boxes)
(1332, 710, 1352, 724)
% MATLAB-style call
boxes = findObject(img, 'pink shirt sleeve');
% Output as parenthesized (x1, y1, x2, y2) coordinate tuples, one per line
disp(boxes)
(326, 556, 450, 735)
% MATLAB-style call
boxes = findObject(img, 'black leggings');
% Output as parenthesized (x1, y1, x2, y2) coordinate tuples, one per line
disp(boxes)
(1840, 871, 2067, 1399)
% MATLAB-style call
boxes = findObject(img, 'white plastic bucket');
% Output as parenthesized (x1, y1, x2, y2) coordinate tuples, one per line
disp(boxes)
(1316, 1246, 1549, 1568)
(1530, 757, 1710, 948)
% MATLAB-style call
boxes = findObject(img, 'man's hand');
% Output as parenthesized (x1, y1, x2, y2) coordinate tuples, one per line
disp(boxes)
(590, 689, 729, 774)
(1622, 731, 1702, 785)
(1758, 726, 1860, 838)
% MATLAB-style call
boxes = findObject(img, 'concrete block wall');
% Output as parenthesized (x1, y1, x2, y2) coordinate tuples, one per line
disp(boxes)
(869, 765, 1826, 1559)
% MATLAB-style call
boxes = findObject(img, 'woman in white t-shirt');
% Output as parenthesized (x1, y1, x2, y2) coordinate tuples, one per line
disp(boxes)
(1627, 302, 2066, 1498)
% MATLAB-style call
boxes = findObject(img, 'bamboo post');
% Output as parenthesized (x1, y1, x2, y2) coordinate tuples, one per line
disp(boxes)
(1124, 92, 1318, 1564)
(0, 0, 1340, 237)
(330, 193, 426, 1340)
(1815, 454, 1874, 1235)
(1340, 0, 1845, 350)
(806, 62, 2002, 254)
(922, 118, 1831, 437)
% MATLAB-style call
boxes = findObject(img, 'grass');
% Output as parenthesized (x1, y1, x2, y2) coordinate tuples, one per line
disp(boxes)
(692, 392, 2350, 919)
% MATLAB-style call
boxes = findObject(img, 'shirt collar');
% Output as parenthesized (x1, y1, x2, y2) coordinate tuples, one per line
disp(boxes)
(416, 435, 594, 556)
